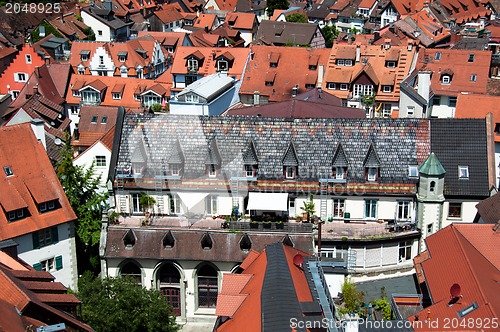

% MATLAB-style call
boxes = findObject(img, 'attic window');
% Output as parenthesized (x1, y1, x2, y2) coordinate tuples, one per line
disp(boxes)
(441, 75, 451, 84)
(468, 54, 475, 62)
(282, 234, 294, 247)
(123, 229, 136, 248)
(470, 74, 477, 82)
(309, 64, 317, 70)
(201, 233, 213, 250)
(187, 59, 198, 73)
(162, 230, 175, 248)
(367, 167, 378, 181)
(337, 59, 353, 66)
(435, 52, 441, 60)
(101, 116, 108, 124)
(457, 302, 478, 318)
(80, 50, 90, 61)
(217, 60, 228, 71)
(382, 85, 393, 92)
(4, 166, 13, 176)
(170, 164, 181, 176)
(386, 61, 396, 68)
(408, 165, 419, 177)
(458, 165, 469, 179)
(118, 52, 128, 62)
(245, 165, 257, 178)
(239, 233, 252, 251)
(284, 166, 296, 179)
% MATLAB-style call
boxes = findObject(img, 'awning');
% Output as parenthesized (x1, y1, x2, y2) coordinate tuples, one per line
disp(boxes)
(177, 192, 209, 211)
(247, 192, 288, 211)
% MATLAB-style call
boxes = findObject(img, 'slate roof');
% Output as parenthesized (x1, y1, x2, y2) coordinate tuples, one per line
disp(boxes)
(116, 114, 431, 191)
(104, 227, 314, 260)
(430, 119, 490, 196)
(255, 21, 322, 46)
(475, 191, 500, 224)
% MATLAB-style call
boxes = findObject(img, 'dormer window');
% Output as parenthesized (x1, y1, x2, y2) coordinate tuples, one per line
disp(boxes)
(118, 52, 128, 62)
(442, 75, 451, 84)
(367, 167, 378, 181)
(309, 64, 317, 70)
(112, 92, 122, 100)
(470, 74, 477, 82)
(334, 166, 345, 180)
(7, 208, 25, 222)
(382, 85, 393, 93)
(468, 54, 475, 62)
(327, 82, 336, 90)
(284, 166, 296, 179)
(4, 166, 13, 176)
(217, 60, 228, 71)
(245, 165, 257, 178)
(458, 165, 469, 179)
(435, 52, 441, 60)
(386, 61, 396, 68)
(73, 89, 81, 97)
(187, 59, 198, 72)
(170, 164, 181, 176)
(134, 94, 141, 102)
(80, 50, 90, 61)
(337, 59, 353, 66)
(408, 165, 419, 177)
(78, 67, 85, 75)
(39, 200, 57, 213)
(207, 164, 217, 177)
(132, 162, 144, 175)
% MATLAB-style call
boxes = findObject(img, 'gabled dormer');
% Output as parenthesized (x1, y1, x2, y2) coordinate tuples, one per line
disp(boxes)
(123, 229, 137, 249)
(335, 46, 355, 67)
(80, 50, 90, 62)
(242, 140, 258, 179)
(162, 230, 175, 248)
(332, 142, 348, 182)
(363, 143, 381, 182)
(215, 51, 234, 72)
(239, 233, 252, 251)
(79, 79, 106, 106)
(168, 139, 184, 177)
(282, 141, 299, 180)
(131, 139, 148, 177)
(441, 68, 454, 85)
(200, 232, 213, 250)
(269, 52, 280, 67)
(185, 50, 205, 74)
(205, 138, 221, 178)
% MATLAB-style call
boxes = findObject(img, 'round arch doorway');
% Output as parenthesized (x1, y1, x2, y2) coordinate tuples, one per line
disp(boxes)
(157, 263, 182, 316)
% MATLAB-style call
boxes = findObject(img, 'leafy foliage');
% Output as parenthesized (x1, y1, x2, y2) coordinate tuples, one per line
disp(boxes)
(139, 192, 156, 211)
(31, 21, 63, 43)
(83, 27, 96, 41)
(373, 298, 392, 320)
(266, 0, 289, 17)
(286, 13, 307, 23)
(300, 194, 315, 222)
(322, 25, 339, 48)
(56, 136, 108, 273)
(77, 273, 179, 332)
(338, 278, 365, 316)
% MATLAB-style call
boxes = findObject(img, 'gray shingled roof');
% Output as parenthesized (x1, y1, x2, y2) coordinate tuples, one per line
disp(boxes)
(430, 119, 489, 197)
(282, 142, 299, 166)
(116, 114, 430, 184)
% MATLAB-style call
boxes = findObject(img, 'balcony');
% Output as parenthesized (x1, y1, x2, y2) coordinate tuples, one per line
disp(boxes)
(319, 219, 418, 241)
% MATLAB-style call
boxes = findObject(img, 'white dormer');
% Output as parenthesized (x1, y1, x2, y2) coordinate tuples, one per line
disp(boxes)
(88, 46, 115, 76)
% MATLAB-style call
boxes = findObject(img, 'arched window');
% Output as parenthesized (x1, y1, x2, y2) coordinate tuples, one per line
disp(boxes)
(158, 263, 181, 316)
(430, 181, 436, 192)
(121, 261, 142, 285)
(197, 265, 218, 308)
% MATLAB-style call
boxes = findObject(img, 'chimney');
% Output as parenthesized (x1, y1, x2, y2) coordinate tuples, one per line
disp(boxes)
(104, 0, 112, 11)
(317, 64, 324, 90)
(253, 91, 260, 105)
(30, 119, 46, 150)
(33, 83, 39, 95)
(373, 30, 380, 42)
(417, 71, 431, 103)
(355, 43, 361, 62)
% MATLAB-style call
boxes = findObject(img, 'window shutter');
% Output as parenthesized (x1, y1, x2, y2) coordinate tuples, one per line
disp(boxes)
(51, 226, 59, 243)
(32, 232, 40, 249)
(33, 263, 41, 271)
(55, 256, 63, 270)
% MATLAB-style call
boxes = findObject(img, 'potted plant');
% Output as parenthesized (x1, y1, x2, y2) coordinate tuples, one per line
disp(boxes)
(276, 220, 284, 229)
(250, 220, 259, 229)
(263, 220, 272, 229)
(300, 194, 316, 223)
(139, 192, 156, 214)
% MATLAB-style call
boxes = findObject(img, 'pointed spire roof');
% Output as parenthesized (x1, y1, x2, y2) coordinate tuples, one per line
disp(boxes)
(205, 138, 221, 165)
(242, 140, 258, 164)
(418, 152, 446, 176)
(131, 139, 148, 163)
(168, 139, 184, 164)
(332, 142, 348, 167)
(282, 141, 299, 166)
(363, 142, 381, 167)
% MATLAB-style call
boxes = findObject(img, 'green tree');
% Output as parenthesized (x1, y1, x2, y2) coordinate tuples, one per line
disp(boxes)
(77, 272, 179, 332)
(139, 192, 156, 212)
(338, 278, 365, 316)
(300, 194, 315, 223)
(322, 25, 339, 48)
(373, 298, 392, 320)
(56, 136, 108, 274)
(31, 21, 63, 43)
(266, 0, 289, 18)
(286, 13, 307, 23)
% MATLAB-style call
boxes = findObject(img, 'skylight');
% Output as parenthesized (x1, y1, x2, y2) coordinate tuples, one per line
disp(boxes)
(4, 166, 13, 176)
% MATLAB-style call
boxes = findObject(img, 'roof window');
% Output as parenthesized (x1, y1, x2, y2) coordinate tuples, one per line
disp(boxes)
(4, 166, 13, 176)
(458, 166, 469, 179)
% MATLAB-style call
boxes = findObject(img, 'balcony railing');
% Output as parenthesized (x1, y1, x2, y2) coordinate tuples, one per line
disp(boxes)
(227, 221, 313, 233)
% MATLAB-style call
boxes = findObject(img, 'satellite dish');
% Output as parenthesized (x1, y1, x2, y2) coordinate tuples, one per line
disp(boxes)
(54, 138, 62, 146)
(450, 284, 461, 298)
(293, 254, 304, 267)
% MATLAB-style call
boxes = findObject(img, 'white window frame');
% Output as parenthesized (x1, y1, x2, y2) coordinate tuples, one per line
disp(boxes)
(95, 156, 106, 167)
(285, 166, 296, 179)
(367, 167, 377, 181)
(170, 164, 181, 176)
(48, 200, 55, 210)
(327, 82, 336, 90)
(112, 92, 122, 100)
(218, 60, 228, 71)
(8, 211, 15, 221)
(458, 165, 469, 179)
(40, 202, 47, 212)
(208, 164, 217, 177)
(78, 67, 85, 75)
(364, 199, 377, 219)
(187, 59, 198, 71)
(245, 165, 256, 177)
(81, 55, 89, 61)
(407, 106, 415, 117)
(408, 165, 418, 177)
(119, 55, 126, 62)
(40, 257, 55, 272)
(132, 162, 143, 175)
(72, 90, 81, 97)
(427, 223, 433, 234)
(15, 73, 27, 82)
(386, 61, 396, 68)
(206, 195, 218, 215)
(399, 240, 412, 262)
(340, 84, 348, 91)
(382, 85, 392, 92)
(442, 75, 451, 84)
(335, 167, 345, 179)
(170, 194, 181, 214)
(396, 201, 411, 220)
(333, 199, 345, 218)
(470, 74, 477, 82)
(448, 202, 462, 218)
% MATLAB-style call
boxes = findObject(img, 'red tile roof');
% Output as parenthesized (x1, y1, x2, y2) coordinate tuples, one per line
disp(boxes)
(215, 244, 314, 331)
(0, 124, 76, 241)
(434, 0, 491, 24)
(455, 93, 500, 142)
(409, 224, 500, 329)
(417, 49, 491, 96)
(240, 45, 331, 102)
(154, 3, 185, 23)
(225, 12, 257, 30)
